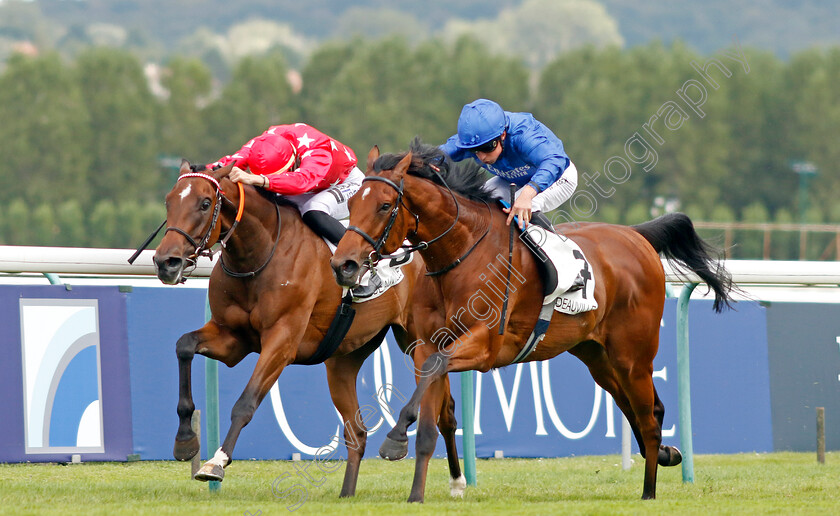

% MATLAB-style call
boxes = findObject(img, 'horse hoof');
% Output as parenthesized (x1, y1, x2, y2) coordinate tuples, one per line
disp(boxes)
(379, 437, 408, 461)
(173, 435, 200, 461)
(194, 462, 225, 482)
(658, 445, 682, 467)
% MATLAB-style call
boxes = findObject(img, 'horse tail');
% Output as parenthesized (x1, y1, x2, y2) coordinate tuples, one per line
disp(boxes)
(633, 213, 734, 312)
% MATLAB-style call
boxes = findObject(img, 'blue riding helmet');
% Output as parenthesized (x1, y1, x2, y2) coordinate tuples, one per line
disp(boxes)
(454, 99, 507, 149)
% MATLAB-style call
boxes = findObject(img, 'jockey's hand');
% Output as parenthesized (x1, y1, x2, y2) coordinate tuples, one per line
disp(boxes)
(229, 166, 267, 187)
(503, 185, 537, 229)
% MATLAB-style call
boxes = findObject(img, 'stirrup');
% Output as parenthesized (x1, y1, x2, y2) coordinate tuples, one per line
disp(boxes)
(351, 272, 383, 299)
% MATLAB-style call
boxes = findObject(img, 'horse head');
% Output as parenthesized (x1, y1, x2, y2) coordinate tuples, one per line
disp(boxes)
(153, 161, 233, 284)
(331, 146, 414, 287)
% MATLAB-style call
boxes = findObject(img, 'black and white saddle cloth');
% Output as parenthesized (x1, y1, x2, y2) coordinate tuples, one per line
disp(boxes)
(521, 225, 598, 315)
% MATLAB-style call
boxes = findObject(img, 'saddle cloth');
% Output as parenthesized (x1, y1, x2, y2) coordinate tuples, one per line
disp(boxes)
(521, 225, 598, 315)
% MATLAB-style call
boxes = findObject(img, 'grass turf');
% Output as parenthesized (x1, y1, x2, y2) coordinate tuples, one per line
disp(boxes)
(1, 452, 838, 515)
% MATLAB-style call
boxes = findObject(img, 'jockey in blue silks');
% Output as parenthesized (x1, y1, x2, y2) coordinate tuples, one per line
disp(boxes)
(440, 98, 579, 230)
(441, 98, 585, 295)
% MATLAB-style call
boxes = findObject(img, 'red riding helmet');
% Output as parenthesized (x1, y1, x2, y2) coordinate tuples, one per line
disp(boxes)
(249, 134, 297, 175)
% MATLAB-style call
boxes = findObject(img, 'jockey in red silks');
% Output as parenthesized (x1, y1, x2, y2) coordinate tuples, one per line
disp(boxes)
(210, 123, 363, 248)
(210, 123, 385, 296)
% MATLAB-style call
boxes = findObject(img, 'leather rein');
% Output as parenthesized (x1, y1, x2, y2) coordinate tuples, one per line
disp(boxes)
(346, 169, 491, 276)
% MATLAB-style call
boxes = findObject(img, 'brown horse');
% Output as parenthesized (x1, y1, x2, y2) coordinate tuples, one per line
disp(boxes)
(331, 142, 734, 502)
(152, 161, 464, 497)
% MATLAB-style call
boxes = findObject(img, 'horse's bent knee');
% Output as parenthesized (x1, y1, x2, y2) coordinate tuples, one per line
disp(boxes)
(420, 352, 448, 377)
(176, 333, 198, 360)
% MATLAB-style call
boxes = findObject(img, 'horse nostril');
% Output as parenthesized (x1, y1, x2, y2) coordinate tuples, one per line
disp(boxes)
(341, 260, 359, 277)
(166, 257, 184, 270)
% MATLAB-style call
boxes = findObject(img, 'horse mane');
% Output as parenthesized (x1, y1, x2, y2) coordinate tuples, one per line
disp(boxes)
(374, 138, 495, 203)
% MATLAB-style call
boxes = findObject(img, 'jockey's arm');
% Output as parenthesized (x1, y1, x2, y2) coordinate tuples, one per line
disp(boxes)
(263, 147, 334, 196)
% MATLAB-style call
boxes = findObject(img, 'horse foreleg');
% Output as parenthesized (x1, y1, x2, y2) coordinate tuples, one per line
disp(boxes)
(407, 376, 450, 503)
(195, 326, 299, 482)
(381, 325, 493, 463)
(174, 323, 245, 462)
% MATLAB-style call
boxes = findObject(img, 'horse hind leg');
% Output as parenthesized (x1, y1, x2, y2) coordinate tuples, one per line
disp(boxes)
(652, 387, 682, 467)
(568, 340, 671, 499)
(324, 332, 383, 498)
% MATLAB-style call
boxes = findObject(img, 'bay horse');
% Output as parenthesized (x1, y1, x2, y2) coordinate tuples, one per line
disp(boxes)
(331, 142, 735, 501)
(152, 161, 465, 497)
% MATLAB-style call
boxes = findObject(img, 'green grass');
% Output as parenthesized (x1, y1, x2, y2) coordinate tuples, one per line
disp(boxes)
(1, 453, 838, 515)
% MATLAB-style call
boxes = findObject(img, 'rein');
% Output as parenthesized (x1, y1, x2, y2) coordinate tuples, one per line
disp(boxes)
(219, 201, 281, 278)
(349, 168, 492, 276)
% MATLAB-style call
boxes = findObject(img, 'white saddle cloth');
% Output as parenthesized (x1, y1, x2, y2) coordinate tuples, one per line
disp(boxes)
(521, 225, 598, 315)
(326, 234, 412, 303)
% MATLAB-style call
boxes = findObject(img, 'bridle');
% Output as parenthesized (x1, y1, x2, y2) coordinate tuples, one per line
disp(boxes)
(163, 173, 226, 265)
(164, 172, 280, 279)
(346, 167, 491, 276)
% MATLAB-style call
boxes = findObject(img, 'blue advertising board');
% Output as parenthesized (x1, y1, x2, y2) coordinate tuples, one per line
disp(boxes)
(0, 286, 133, 462)
(0, 283, 785, 463)
(124, 295, 772, 461)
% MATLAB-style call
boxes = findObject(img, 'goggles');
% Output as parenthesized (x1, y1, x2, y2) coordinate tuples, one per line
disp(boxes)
(468, 138, 500, 154)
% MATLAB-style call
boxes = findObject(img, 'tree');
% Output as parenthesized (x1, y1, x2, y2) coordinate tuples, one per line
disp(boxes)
(0, 52, 92, 206)
(75, 47, 161, 203)
(306, 36, 529, 155)
(443, 0, 624, 68)
(202, 51, 297, 159)
(55, 200, 86, 246)
(158, 56, 213, 164)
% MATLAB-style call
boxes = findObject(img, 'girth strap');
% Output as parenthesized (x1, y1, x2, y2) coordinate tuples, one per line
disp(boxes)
(296, 292, 356, 365)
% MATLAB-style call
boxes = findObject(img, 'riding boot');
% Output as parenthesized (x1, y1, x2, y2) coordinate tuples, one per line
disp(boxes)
(531, 211, 556, 233)
(301, 210, 382, 298)
(302, 210, 346, 246)
(531, 211, 584, 292)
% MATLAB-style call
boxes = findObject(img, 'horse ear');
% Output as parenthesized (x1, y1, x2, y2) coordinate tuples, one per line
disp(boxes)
(366, 145, 380, 176)
(212, 162, 235, 181)
(393, 151, 412, 181)
(179, 159, 192, 176)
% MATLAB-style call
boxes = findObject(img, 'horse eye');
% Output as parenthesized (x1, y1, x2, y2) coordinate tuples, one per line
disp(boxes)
(200, 199, 212, 211)
(379, 203, 392, 212)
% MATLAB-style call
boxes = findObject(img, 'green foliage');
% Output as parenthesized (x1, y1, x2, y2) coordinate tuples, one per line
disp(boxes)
(55, 200, 86, 246)
(0, 52, 93, 206)
(31, 203, 57, 246)
(3, 199, 31, 245)
(203, 51, 297, 158)
(306, 36, 529, 155)
(88, 200, 118, 248)
(75, 47, 161, 202)
(623, 201, 650, 225)
(158, 56, 214, 163)
(0, 33, 838, 250)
